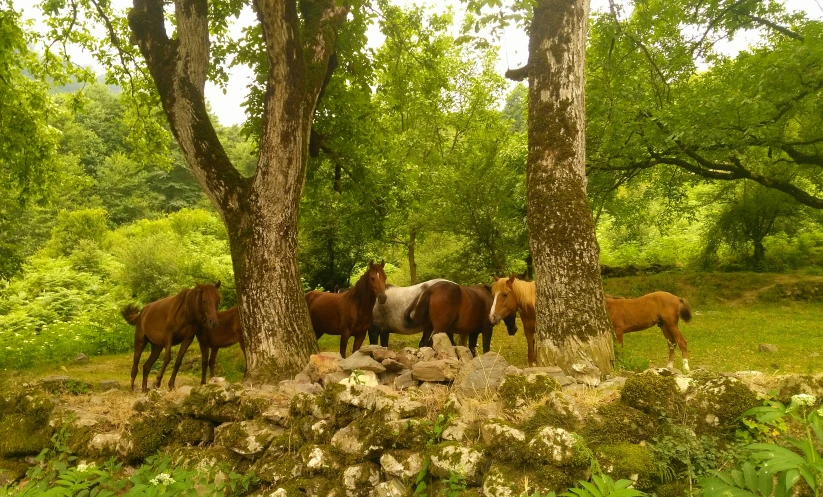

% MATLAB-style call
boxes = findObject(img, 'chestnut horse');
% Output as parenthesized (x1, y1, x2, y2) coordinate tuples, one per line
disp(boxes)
(605, 292, 692, 373)
(306, 260, 388, 357)
(404, 281, 498, 356)
(121, 282, 221, 392)
(197, 306, 246, 384)
(489, 275, 537, 366)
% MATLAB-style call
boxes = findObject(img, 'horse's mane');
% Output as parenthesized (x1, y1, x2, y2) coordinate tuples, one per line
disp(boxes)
(346, 269, 373, 307)
(493, 277, 535, 310)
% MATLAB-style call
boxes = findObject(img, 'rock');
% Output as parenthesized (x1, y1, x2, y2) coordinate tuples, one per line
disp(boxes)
(375, 479, 410, 497)
(98, 380, 120, 391)
(294, 372, 313, 384)
(759, 343, 778, 353)
(331, 423, 367, 456)
(209, 376, 227, 385)
(480, 420, 526, 446)
(338, 370, 379, 388)
(455, 346, 474, 362)
(262, 406, 291, 427)
(597, 377, 627, 390)
(323, 371, 350, 387)
(452, 352, 510, 398)
(503, 365, 523, 376)
(674, 377, 694, 394)
(483, 464, 517, 497)
(430, 445, 486, 485)
(180, 383, 270, 423)
(336, 384, 394, 411)
(357, 345, 384, 356)
(373, 348, 397, 362)
(621, 370, 683, 416)
(412, 360, 458, 382)
(398, 349, 418, 368)
(343, 462, 380, 497)
(388, 398, 425, 420)
(380, 451, 424, 482)
(394, 370, 417, 390)
(303, 352, 344, 382)
(340, 351, 387, 373)
(177, 385, 192, 396)
(417, 347, 437, 362)
(74, 353, 89, 364)
(431, 333, 457, 360)
(570, 362, 601, 387)
(529, 426, 577, 465)
(441, 420, 469, 442)
(89, 433, 121, 455)
(686, 376, 759, 433)
(524, 366, 564, 376)
(418, 382, 449, 396)
(215, 420, 282, 458)
(381, 359, 406, 373)
(279, 379, 323, 398)
(253, 451, 302, 484)
(304, 445, 338, 474)
(174, 419, 215, 445)
(498, 373, 561, 409)
(37, 376, 92, 394)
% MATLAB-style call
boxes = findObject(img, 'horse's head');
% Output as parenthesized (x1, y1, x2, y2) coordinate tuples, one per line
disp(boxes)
(195, 281, 222, 329)
(368, 260, 388, 304)
(489, 274, 519, 334)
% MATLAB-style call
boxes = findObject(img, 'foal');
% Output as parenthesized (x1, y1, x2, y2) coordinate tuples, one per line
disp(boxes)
(197, 306, 246, 384)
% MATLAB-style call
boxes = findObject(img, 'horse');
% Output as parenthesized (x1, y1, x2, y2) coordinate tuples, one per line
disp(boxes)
(367, 279, 450, 347)
(306, 260, 388, 357)
(121, 282, 222, 392)
(197, 306, 246, 384)
(605, 291, 692, 373)
(403, 281, 496, 356)
(489, 275, 537, 366)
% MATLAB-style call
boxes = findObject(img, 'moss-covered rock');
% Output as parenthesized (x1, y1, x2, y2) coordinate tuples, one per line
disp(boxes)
(430, 443, 487, 485)
(479, 420, 528, 464)
(121, 413, 179, 462)
(596, 443, 657, 490)
(302, 444, 340, 476)
(521, 392, 582, 435)
(180, 383, 266, 422)
(0, 458, 30, 486)
(215, 419, 282, 459)
(653, 480, 691, 497)
(582, 402, 658, 445)
(687, 376, 759, 434)
(166, 445, 249, 475)
(173, 418, 214, 446)
(342, 462, 380, 497)
(498, 373, 561, 410)
(251, 450, 302, 484)
(621, 371, 682, 416)
(380, 450, 424, 483)
(482, 462, 577, 497)
(528, 426, 584, 466)
(774, 374, 823, 403)
(0, 388, 56, 457)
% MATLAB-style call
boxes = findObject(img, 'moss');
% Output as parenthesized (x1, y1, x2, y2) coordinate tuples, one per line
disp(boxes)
(621, 372, 682, 416)
(688, 377, 759, 435)
(125, 414, 179, 462)
(480, 421, 530, 465)
(0, 389, 55, 457)
(180, 383, 252, 422)
(0, 458, 30, 484)
(250, 450, 302, 484)
(36, 377, 92, 395)
(499, 374, 561, 410)
(165, 445, 249, 474)
(484, 462, 579, 496)
(653, 480, 691, 497)
(521, 395, 580, 436)
(172, 418, 214, 446)
(595, 443, 657, 490)
(582, 402, 658, 445)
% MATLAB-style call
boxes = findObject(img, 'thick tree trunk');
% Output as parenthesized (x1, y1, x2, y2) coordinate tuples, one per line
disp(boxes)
(753, 238, 765, 268)
(526, 0, 614, 384)
(408, 229, 417, 285)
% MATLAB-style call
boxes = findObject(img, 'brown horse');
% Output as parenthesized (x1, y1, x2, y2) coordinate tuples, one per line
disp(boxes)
(404, 281, 495, 356)
(121, 282, 222, 392)
(306, 260, 388, 357)
(197, 306, 246, 384)
(605, 292, 692, 373)
(489, 275, 537, 365)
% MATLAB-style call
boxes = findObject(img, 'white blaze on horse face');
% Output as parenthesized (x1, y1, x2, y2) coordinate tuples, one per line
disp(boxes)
(489, 292, 498, 323)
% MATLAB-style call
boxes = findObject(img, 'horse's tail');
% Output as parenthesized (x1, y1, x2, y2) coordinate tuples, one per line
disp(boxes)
(404, 289, 431, 328)
(121, 304, 141, 325)
(678, 298, 692, 323)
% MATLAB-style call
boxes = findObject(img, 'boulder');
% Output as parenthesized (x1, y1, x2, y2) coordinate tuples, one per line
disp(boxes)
(304, 445, 338, 474)
(180, 383, 268, 422)
(394, 371, 417, 390)
(215, 420, 282, 458)
(498, 373, 561, 409)
(380, 451, 424, 482)
(381, 359, 406, 372)
(343, 462, 381, 497)
(529, 426, 578, 465)
(431, 333, 457, 360)
(89, 433, 121, 456)
(455, 346, 474, 363)
(417, 347, 437, 362)
(74, 353, 89, 364)
(758, 343, 778, 353)
(373, 349, 397, 362)
(452, 352, 510, 398)
(279, 379, 323, 398)
(430, 445, 486, 485)
(174, 419, 214, 445)
(621, 370, 683, 416)
(375, 479, 410, 497)
(412, 360, 458, 382)
(338, 370, 379, 388)
(262, 406, 291, 427)
(340, 351, 387, 373)
(686, 376, 759, 433)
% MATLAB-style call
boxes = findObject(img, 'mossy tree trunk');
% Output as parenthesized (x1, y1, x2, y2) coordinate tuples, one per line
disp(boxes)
(508, 0, 614, 383)
(127, 0, 347, 380)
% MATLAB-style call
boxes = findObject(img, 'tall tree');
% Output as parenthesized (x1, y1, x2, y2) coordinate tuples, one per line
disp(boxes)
(505, 0, 614, 381)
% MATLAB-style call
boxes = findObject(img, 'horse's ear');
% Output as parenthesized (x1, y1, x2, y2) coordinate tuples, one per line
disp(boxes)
(507, 274, 516, 285)
(380, 259, 385, 267)
(368, 259, 374, 268)
(215, 280, 221, 289)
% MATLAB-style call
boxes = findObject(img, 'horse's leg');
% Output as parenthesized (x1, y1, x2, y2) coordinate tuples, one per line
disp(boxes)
(523, 316, 537, 367)
(167, 334, 194, 390)
(668, 323, 689, 373)
(339, 331, 351, 358)
(198, 339, 209, 385)
(467, 332, 479, 357)
(482, 325, 492, 354)
(141, 343, 162, 393)
(660, 326, 677, 370)
(380, 330, 390, 348)
(154, 337, 174, 389)
(131, 328, 147, 391)
(445, 331, 456, 346)
(209, 347, 218, 379)
(352, 333, 367, 353)
(418, 325, 433, 349)
(367, 325, 379, 346)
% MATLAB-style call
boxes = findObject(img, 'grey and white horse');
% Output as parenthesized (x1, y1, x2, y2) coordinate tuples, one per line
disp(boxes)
(367, 279, 518, 350)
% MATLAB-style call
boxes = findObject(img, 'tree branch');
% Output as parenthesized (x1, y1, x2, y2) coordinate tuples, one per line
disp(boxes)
(505, 65, 530, 81)
(745, 14, 805, 41)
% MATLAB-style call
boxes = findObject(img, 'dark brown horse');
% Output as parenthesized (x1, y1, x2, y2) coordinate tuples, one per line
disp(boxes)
(197, 306, 246, 384)
(121, 282, 221, 392)
(404, 281, 495, 356)
(306, 260, 388, 357)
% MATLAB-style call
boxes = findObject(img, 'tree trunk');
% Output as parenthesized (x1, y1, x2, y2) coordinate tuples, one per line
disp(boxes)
(408, 229, 417, 285)
(753, 238, 765, 268)
(525, 0, 614, 384)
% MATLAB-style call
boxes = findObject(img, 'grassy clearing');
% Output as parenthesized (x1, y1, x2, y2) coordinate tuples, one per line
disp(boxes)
(5, 272, 823, 389)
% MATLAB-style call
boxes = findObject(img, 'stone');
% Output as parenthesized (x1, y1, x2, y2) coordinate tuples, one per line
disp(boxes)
(395, 350, 417, 369)
(529, 426, 577, 465)
(375, 479, 410, 497)
(394, 370, 417, 390)
(759, 343, 778, 353)
(343, 463, 380, 497)
(418, 382, 449, 395)
(388, 398, 425, 420)
(455, 346, 474, 362)
(294, 372, 313, 384)
(480, 421, 526, 446)
(303, 352, 344, 382)
(89, 433, 121, 455)
(570, 362, 601, 387)
(215, 420, 283, 458)
(177, 385, 192, 395)
(305, 445, 338, 473)
(262, 406, 291, 427)
(441, 420, 469, 442)
(98, 379, 120, 391)
(74, 353, 89, 364)
(323, 371, 350, 387)
(339, 370, 380, 388)
(503, 365, 523, 376)
(430, 445, 486, 485)
(340, 351, 387, 373)
(175, 419, 215, 445)
(412, 360, 458, 382)
(452, 352, 510, 398)
(380, 451, 424, 482)
(431, 333, 457, 360)
(382, 358, 406, 372)
(597, 377, 627, 390)
(417, 347, 437, 362)
(331, 423, 367, 456)
(483, 464, 517, 497)
(279, 379, 323, 398)
(336, 384, 395, 411)
(209, 376, 227, 385)
(674, 377, 694, 394)
(357, 345, 384, 356)
(373, 348, 397, 362)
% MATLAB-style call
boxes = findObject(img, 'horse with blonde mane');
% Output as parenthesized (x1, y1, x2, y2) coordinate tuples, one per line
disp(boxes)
(605, 291, 692, 373)
(488, 275, 537, 366)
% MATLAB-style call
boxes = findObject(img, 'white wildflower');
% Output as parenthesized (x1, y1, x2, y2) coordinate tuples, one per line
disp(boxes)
(791, 394, 817, 407)
(76, 462, 94, 473)
(817, 406, 823, 418)
(150, 473, 175, 486)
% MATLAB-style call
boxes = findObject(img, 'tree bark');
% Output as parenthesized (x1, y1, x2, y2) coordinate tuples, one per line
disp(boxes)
(128, 0, 347, 381)
(408, 228, 417, 285)
(524, 0, 614, 383)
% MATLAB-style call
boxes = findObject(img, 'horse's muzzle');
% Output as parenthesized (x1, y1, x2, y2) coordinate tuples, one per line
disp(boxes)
(378, 294, 387, 304)
(490, 315, 501, 326)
